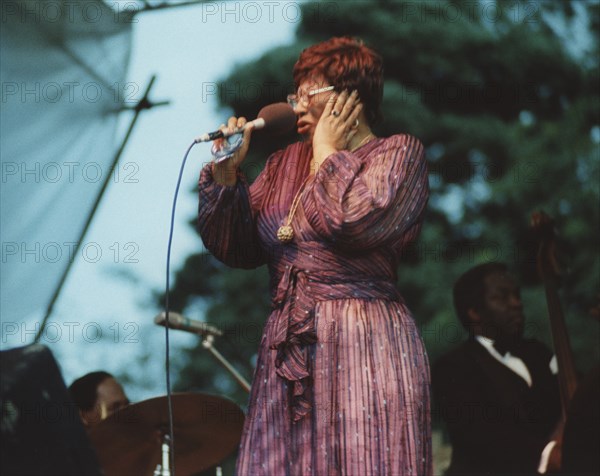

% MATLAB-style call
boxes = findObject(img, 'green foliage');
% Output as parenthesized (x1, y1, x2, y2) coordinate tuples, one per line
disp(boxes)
(165, 0, 600, 408)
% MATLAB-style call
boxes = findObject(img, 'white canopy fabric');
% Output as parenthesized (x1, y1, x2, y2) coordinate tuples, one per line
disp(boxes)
(1, 0, 133, 332)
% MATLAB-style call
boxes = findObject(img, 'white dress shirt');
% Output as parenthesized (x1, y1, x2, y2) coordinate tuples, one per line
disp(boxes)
(475, 335, 533, 387)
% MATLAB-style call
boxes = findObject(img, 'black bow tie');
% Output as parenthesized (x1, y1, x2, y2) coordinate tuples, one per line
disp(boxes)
(493, 339, 524, 357)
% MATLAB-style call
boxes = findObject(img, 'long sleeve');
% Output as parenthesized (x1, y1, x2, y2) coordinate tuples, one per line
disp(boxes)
(197, 159, 271, 269)
(303, 134, 428, 250)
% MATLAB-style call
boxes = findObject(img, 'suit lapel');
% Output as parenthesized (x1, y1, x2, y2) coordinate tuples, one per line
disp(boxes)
(467, 340, 531, 413)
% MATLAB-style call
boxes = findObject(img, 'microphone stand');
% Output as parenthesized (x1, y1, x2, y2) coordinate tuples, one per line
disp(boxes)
(201, 334, 251, 393)
(155, 313, 251, 393)
(153, 434, 171, 476)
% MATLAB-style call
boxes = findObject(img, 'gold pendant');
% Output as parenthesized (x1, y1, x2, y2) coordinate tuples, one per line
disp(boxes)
(277, 225, 294, 243)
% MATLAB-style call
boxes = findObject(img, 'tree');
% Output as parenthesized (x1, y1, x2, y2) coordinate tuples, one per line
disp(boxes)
(165, 0, 599, 411)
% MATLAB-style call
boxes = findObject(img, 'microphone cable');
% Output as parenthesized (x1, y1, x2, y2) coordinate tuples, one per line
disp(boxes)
(163, 140, 196, 475)
(161, 104, 293, 472)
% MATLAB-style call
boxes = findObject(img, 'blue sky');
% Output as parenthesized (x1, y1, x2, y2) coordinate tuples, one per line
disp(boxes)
(30, 2, 298, 401)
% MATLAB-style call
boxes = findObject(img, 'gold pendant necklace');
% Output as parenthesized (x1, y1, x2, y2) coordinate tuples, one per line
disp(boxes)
(277, 134, 376, 244)
(277, 174, 312, 243)
(350, 133, 376, 152)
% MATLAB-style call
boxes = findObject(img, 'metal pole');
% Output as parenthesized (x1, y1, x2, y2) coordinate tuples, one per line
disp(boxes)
(202, 335, 252, 393)
(137, 1, 207, 13)
(34, 75, 168, 342)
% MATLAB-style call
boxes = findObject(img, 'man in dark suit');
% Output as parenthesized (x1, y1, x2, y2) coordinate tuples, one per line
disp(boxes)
(432, 262, 561, 475)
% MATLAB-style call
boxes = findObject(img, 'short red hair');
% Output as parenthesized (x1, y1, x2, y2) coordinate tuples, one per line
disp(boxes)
(293, 37, 384, 126)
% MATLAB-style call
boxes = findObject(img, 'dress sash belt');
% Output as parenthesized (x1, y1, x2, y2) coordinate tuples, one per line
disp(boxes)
(268, 244, 401, 421)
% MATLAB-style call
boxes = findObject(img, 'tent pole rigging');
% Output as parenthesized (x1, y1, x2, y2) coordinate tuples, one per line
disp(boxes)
(136, 1, 208, 13)
(34, 75, 169, 343)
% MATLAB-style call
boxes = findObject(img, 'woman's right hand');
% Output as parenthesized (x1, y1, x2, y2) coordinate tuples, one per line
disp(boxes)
(213, 116, 254, 186)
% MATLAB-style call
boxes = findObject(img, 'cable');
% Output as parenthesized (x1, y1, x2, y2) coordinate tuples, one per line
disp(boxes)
(163, 140, 196, 475)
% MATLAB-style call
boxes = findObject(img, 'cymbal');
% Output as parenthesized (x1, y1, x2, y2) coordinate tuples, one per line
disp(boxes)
(88, 393, 244, 476)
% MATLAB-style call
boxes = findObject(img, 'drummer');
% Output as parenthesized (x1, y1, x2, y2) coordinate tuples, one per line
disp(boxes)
(68, 371, 130, 428)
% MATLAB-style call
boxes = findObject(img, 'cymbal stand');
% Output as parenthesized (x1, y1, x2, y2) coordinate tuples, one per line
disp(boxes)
(153, 434, 171, 476)
(202, 335, 251, 393)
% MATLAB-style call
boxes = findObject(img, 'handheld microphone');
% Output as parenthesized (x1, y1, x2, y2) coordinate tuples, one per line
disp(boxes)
(195, 102, 296, 143)
(154, 311, 223, 337)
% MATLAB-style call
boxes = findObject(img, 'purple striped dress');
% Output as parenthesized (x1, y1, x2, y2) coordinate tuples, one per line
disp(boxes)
(198, 134, 431, 476)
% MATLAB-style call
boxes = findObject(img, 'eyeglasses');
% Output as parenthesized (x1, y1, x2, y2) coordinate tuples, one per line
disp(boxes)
(286, 85, 335, 109)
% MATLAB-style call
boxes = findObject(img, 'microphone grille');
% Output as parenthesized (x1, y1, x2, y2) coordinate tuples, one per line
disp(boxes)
(257, 102, 296, 135)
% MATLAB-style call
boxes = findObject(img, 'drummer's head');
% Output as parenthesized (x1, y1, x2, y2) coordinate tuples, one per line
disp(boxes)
(69, 371, 129, 428)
